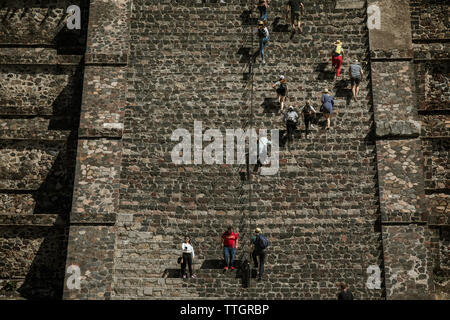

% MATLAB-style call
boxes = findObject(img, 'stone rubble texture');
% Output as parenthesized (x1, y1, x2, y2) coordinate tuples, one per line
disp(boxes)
(0, 0, 448, 300)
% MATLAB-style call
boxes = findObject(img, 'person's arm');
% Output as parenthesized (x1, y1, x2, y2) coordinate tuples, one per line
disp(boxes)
(360, 68, 364, 80)
(285, 4, 290, 20)
(272, 82, 277, 89)
(235, 237, 238, 249)
(191, 246, 195, 259)
(301, 3, 305, 16)
(221, 235, 224, 248)
(286, 84, 289, 97)
(341, 49, 344, 59)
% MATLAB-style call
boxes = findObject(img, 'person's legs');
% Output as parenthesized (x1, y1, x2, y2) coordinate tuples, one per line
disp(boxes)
(230, 247, 236, 268)
(223, 247, 230, 268)
(258, 6, 264, 20)
(252, 249, 258, 267)
(336, 56, 342, 77)
(258, 251, 266, 279)
(262, 6, 267, 20)
(304, 116, 310, 137)
(297, 17, 301, 32)
(187, 253, 193, 276)
(260, 37, 268, 61)
(280, 96, 285, 111)
(326, 114, 331, 129)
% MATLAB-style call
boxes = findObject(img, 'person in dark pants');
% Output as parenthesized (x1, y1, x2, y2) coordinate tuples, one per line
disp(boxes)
(256, 0, 268, 21)
(250, 227, 268, 281)
(337, 283, 354, 300)
(300, 100, 316, 139)
(181, 236, 195, 278)
(283, 106, 299, 143)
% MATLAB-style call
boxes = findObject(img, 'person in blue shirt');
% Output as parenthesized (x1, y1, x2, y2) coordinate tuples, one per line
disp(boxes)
(321, 88, 334, 130)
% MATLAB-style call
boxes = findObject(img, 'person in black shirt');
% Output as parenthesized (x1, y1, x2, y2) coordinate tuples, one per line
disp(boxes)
(300, 100, 316, 139)
(337, 283, 354, 300)
(285, 0, 305, 34)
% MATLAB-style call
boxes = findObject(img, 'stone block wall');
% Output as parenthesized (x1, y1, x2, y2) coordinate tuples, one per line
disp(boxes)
(0, 0, 88, 299)
(62, 0, 130, 300)
(410, 0, 450, 40)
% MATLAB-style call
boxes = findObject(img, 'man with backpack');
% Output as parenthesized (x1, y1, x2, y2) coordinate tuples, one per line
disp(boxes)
(300, 100, 316, 139)
(272, 75, 288, 112)
(285, 0, 305, 34)
(283, 106, 299, 144)
(250, 227, 268, 281)
(331, 40, 344, 79)
(221, 226, 239, 271)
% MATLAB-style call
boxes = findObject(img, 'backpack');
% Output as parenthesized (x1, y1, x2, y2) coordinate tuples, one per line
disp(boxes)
(286, 111, 297, 123)
(334, 45, 342, 55)
(256, 234, 269, 249)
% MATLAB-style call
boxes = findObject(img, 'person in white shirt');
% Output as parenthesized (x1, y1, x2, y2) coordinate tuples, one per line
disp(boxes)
(181, 236, 195, 278)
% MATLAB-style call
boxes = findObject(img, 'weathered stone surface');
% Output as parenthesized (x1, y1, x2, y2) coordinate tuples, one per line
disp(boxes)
(368, 0, 413, 59)
(0, 0, 89, 46)
(415, 61, 450, 112)
(78, 66, 126, 138)
(0, 225, 68, 299)
(371, 61, 418, 127)
(70, 139, 122, 224)
(63, 226, 115, 300)
(421, 115, 450, 138)
(383, 225, 435, 299)
(410, 0, 450, 40)
(426, 193, 450, 226)
(376, 120, 421, 138)
(376, 139, 425, 222)
(85, 0, 130, 64)
(422, 139, 450, 190)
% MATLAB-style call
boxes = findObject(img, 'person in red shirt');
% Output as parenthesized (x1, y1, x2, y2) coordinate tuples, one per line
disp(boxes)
(221, 226, 239, 271)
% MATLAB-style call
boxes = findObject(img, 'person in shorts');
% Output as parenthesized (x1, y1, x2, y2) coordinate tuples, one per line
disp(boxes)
(285, 0, 305, 34)
(349, 60, 364, 101)
(272, 75, 289, 111)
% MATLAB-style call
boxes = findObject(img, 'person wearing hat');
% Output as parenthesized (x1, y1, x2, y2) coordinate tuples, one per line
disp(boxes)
(283, 105, 299, 143)
(349, 59, 364, 101)
(285, 0, 305, 34)
(300, 100, 317, 139)
(321, 88, 334, 130)
(256, 0, 269, 21)
(272, 75, 289, 111)
(250, 227, 268, 281)
(331, 40, 344, 78)
(256, 20, 269, 64)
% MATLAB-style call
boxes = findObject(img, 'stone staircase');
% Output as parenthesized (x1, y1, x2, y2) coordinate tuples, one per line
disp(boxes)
(114, 0, 384, 300)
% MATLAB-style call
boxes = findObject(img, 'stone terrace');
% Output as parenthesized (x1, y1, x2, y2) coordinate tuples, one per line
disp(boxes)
(113, 0, 383, 300)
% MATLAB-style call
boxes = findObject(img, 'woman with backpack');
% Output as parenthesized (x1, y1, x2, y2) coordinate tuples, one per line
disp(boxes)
(272, 75, 289, 112)
(321, 88, 334, 130)
(250, 227, 268, 281)
(256, 20, 269, 64)
(180, 236, 195, 278)
(331, 40, 344, 79)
